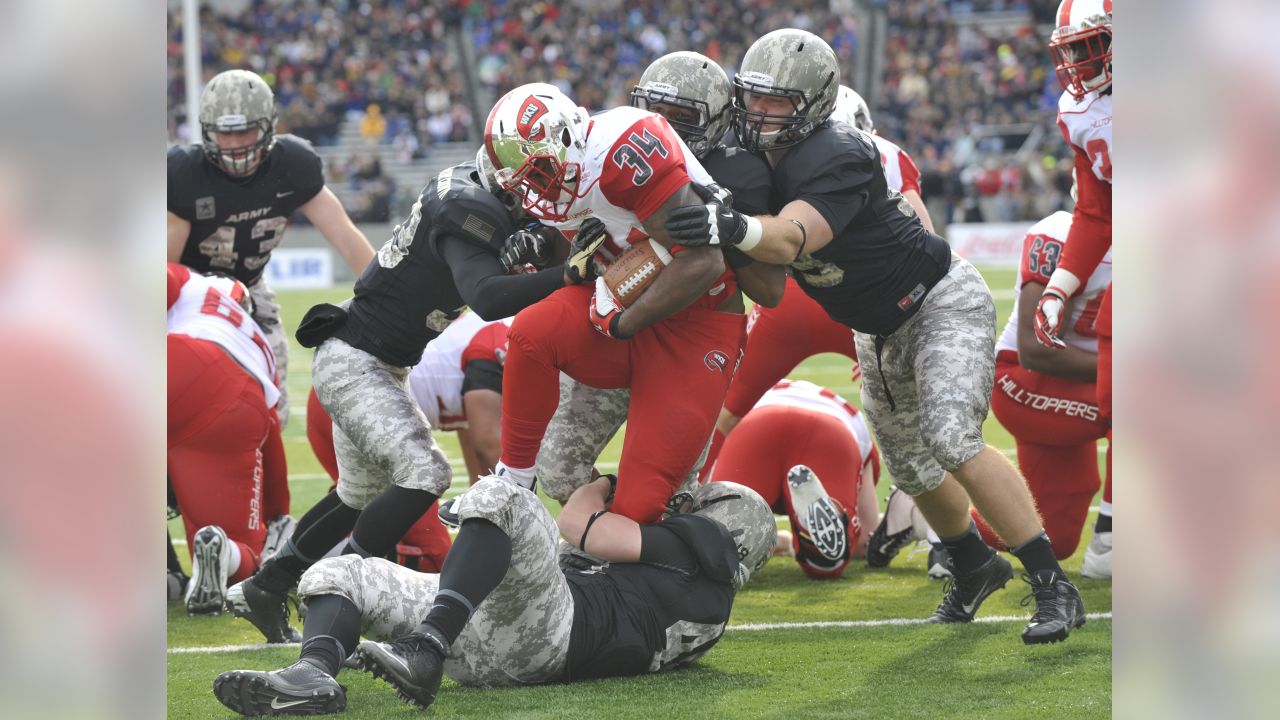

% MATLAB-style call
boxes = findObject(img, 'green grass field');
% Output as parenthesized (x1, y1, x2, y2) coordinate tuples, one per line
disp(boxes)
(167, 267, 1112, 718)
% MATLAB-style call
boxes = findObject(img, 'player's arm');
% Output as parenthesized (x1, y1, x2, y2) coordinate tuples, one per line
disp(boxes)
(665, 188, 852, 264)
(461, 388, 502, 471)
(299, 187, 377, 275)
(733, 260, 787, 307)
(439, 237, 564, 320)
(557, 476, 642, 563)
(1017, 281, 1097, 381)
(902, 189, 935, 234)
(167, 212, 190, 263)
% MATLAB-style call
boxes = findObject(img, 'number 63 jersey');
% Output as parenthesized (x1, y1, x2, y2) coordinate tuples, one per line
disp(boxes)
(996, 211, 1112, 355)
(168, 134, 325, 285)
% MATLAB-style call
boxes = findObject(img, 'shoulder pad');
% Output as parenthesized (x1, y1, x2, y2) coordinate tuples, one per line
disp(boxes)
(423, 164, 516, 254)
(704, 146, 772, 216)
(772, 124, 878, 205)
(271, 134, 325, 193)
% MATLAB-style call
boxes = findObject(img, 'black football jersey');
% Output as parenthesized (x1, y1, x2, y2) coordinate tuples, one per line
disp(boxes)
(333, 162, 515, 368)
(771, 123, 952, 336)
(564, 513, 738, 681)
(703, 143, 772, 217)
(168, 134, 325, 285)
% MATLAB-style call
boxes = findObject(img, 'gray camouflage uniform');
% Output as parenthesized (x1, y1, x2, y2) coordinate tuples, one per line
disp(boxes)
(311, 336, 452, 509)
(298, 477, 572, 686)
(854, 255, 996, 496)
(248, 279, 290, 426)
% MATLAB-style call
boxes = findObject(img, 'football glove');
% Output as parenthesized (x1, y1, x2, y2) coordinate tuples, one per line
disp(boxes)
(588, 277, 629, 339)
(664, 182, 748, 248)
(564, 218, 608, 285)
(499, 225, 554, 273)
(1033, 286, 1069, 349)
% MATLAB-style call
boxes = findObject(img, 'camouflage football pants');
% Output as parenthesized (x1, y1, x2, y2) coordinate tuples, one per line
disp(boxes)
(249, 278, 290, 427)
(298, 477, 573, 686)
(854, 255, 996, 496)
(311, 337, 452, 508)
(536, 373, 707, 505)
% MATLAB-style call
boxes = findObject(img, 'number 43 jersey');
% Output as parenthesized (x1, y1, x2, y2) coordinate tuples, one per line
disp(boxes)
(168, 134, 325, 285)
(996, 210, 1112, 355)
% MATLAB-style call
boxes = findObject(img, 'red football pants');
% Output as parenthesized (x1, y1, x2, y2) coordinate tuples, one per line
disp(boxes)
(168, 335, 280, 583)
(1097, 283, 1113, 506)
(713, 404, 869, 578)
(982, 353, 1111, 558)
(306, 387, 452, 571)
(502, 284, 746, 523)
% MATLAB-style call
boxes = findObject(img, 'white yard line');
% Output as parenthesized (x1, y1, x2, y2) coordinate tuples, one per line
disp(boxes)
(168, 611, 1111, 654)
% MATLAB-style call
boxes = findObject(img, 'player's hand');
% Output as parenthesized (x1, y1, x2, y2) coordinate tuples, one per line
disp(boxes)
(665, 184, 749, 248)
(563, 218, 608, 285)
(588, 277, 629, 339)
(1034, 286, 1069, 349)
(499, 225, 554, 272)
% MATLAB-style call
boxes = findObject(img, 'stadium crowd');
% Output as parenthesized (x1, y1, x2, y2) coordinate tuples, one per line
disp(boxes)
(167, 0, 1072, 225)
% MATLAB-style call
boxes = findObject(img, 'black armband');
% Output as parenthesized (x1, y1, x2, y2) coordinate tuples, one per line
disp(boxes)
(461, 359, 504, 396)
(579, 510, 608, 554)
(788, 218, 807, 262)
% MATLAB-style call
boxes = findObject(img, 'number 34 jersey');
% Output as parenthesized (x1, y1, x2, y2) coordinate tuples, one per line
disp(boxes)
(168, 134, 325, 285)
(996, 211, 1112, 355)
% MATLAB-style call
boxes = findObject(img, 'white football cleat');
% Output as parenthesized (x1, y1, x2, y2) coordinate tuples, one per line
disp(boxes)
(187, 525, 232, 615)
(261, 514, 297, 562)
(1080, 530, 1112, 579)
(787, 465, 848, 562)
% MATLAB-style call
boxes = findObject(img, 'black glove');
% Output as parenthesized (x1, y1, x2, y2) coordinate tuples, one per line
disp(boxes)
(664, 183, 749, 248)
(499, 225, 554, 272)
(564, 218, 608, 284)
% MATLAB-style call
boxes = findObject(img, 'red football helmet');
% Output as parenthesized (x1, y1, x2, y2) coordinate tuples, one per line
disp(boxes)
(1049, 0, 1114, 101)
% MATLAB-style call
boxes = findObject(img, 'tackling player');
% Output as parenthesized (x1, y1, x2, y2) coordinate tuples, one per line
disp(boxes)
(225, 153, 570, 644)
(211, 480, 774, 715)
(1034, 0, 1114, 573)
(168, 69, 376, 426)
(665, 29, 1085, 643)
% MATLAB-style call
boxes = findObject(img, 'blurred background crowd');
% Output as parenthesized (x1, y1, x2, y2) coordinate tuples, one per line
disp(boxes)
(167, 0, 1074, 227)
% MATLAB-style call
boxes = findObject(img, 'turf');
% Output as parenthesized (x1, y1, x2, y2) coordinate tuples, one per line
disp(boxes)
(167, 267, 1112, 718)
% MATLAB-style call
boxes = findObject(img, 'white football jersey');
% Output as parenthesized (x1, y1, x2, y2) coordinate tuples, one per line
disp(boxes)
(753, 380, 875, 468)
(407, 313, 512, 430)
(870, 134, 922, 194)
(1058, 90, 1113, 185)
(167, 265, 279, 408)
(996, 211, 1113, 355)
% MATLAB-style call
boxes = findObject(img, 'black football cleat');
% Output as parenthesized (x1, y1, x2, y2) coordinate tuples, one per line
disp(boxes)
(1020, 570, 1087, 644)
(353, 632, 447, 710)
(213, 660, 346, 716)
(865, 487, 928, 568)
(928, 552, 1014, 623)
(926, 542, 953, 581)
(437, 497, 461, 529)
(226, 572, 303, 644)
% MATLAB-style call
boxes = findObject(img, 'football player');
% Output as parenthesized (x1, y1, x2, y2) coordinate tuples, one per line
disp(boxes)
(167, 264, 293, 615)
(709, 380, 882, 579)
(495, 53, 785, 517)
(305, 312, 513, 572)
(479, 82, 775, 525)
(665, 29, 1086, 643)
(225, 152, 571, 644)
(1033, 0, 1114, 576)
(212, 479, 775, 715)
(167, 69, 376, 426)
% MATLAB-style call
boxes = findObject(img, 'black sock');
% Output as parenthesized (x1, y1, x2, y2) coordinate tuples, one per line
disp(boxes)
(1011, 531, 1063, 576)
(940, 521, 996, 574)
(258, 491, 361, 592)
(344, 485, 439, 558)
(298, 595, 362, 677)
(416, 518, 511, 647)
(167, 530, 186, 576)
(1094, 512, 1112, 533)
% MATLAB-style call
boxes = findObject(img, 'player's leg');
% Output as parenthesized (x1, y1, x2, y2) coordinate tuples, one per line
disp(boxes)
(612, 308, 746, 523)
(249, 277, 290, 427)
(710, 406, 789, 509)
(536, 374, 631, 505)
(1085, 284, 1114, 578)
(499, 285, 629, 489)
(396, 504, 453, 573)
(778, 410, 864, 579)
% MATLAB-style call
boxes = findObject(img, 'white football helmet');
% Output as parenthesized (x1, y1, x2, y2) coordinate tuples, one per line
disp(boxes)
(830, 85, 874, 133)
(482, 83, 590, 222)
(1049, 0, 1113, 101)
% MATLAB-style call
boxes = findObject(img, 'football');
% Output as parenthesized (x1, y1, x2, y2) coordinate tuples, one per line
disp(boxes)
(602, 239, 673, 308)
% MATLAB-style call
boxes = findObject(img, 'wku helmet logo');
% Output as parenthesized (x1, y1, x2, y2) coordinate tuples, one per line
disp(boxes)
(517, 98, 549, 141)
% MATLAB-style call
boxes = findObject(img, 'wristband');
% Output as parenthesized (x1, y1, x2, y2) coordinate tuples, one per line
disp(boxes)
(579, 510, 608, 553)
(738, 215, 763, 252)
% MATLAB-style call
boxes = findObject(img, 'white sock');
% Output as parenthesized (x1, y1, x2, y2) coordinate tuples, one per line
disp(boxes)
(226, 541, 242, 578)
(1098, 500, 1112, 518)
(926, 527, 941, 544)
(495, 461, 537, 490)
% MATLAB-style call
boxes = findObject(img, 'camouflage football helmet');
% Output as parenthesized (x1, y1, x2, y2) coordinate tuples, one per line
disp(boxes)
(732, 29, 840, 152)
(831, 85, 874, 133)
(199, 69, 277, 178)
(630, 51, 732, 160)
(685, 481, 776, 589)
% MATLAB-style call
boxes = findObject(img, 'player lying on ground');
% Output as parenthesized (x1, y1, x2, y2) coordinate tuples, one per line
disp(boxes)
(212, 479, 774, 715)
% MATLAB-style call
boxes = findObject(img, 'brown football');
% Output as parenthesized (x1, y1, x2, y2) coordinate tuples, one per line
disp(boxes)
(602, 240, 672, 308)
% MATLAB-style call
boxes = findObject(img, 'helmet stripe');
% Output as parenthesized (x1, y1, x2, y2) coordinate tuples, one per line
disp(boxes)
(1058, 0, 1076, 27)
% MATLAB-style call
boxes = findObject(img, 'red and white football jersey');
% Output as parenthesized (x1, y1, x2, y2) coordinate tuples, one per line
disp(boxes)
(870, 134, 922, 195)
(996, 211, 1112, 355)
(1058, 90, 1113, 186)
(1055, 89, 1113, 282)
(407, 312, 512, 430)
(753, 380, 875, 469)
(166, 263, 278, 407)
